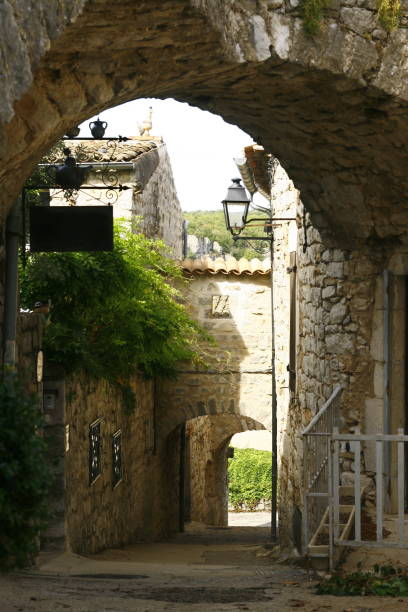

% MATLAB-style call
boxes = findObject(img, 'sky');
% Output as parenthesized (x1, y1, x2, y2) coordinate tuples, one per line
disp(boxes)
(80, 98, 254, 212)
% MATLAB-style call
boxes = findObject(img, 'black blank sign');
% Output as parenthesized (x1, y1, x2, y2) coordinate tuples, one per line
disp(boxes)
(30, 206, 114, 252)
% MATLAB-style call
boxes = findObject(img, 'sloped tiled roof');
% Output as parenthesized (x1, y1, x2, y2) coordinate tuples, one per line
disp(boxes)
(57, 138, 161, 163)
(243, 145, 270, 199)
(181, 255, 271, 276)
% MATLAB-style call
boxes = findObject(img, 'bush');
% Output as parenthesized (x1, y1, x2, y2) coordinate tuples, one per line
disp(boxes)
(228, 448, 272, 511)
(316, 564, 408, 597)
(0, 376, 50, 571)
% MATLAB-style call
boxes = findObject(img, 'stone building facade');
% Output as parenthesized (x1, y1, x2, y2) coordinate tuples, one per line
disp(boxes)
(43, 372, 185, 554)
(159, 257, 277, 527)
(235, 145, 408, 550)
(36, 131, 188, 554)
(49, 135, 183, 258)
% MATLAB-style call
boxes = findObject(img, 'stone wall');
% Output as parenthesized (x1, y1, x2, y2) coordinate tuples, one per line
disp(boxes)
(269, 162, 298, 458)
(17, 312, 44, 395)
(278, 204, 383, 548)
(133, 145, 183, 258)
(158, 270, 274, 437)
(42, 372, 184, 555)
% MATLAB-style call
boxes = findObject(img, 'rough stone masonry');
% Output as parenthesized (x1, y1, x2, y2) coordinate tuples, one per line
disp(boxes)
(0, 0, 407, 246)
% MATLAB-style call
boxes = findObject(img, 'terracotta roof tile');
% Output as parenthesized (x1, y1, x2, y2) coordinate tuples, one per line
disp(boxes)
(181, 255, 271, 276)
(60, 138, 160, 163)
(243, 145, 270, 199)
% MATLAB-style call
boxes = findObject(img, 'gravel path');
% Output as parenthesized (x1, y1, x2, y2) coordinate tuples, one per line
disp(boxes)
(228, 511, 271, 527)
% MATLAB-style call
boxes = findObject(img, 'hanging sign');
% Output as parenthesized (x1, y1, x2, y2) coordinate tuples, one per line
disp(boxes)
(29, 206, 113, 252)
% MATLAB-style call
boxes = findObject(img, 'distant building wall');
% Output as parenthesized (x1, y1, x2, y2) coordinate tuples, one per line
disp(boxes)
(186, 234, 223, 258)
(159, 266, 274, 435)
(133, 145, 183, 258)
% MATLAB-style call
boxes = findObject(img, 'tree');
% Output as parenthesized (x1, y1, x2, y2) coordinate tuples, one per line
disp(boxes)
(184, 210, 269, 260)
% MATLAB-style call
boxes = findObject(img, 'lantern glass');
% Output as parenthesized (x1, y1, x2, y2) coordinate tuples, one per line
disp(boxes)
(223, 202, 249, 231)
(222, 178, 250, 233)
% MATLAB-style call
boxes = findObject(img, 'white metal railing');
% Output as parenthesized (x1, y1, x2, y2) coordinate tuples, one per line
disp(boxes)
(302, 385, 343, 562)
(332, 428, 408, 550)
(303, 385, 408, 569)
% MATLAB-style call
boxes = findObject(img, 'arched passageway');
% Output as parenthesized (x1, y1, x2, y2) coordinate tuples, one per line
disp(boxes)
(184, 414, 267, 528)
(1, 0, 408, 247)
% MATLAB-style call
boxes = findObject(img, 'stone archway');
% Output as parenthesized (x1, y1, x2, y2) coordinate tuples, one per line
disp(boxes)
(185, 414, 266, 527)
(1, 0, 408, 247)
(2, 0, 408, 556)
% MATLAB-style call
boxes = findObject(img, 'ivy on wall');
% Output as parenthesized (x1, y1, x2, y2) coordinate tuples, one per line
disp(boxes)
(300, 0, 331, 36)
(20, 221, 209, 406)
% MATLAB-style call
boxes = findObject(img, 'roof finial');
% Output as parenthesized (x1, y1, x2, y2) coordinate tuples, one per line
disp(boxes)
(138, 106, 153, 137)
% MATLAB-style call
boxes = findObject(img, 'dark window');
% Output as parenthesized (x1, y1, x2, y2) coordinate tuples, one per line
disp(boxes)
(112, 430, 122, 488)
(89, 419, 102, 484)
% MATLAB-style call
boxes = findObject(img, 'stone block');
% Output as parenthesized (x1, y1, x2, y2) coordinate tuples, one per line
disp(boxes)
(322, 285, 336, 299)
(326, 262, 344, 278)
(341, 7, 377, 35)
(370, 308, 383, 361)
(326, 333, 354, 353)
(329, 301, 348, 324)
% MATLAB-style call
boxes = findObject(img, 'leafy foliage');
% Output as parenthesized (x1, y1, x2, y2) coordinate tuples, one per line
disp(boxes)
(184, 210, 270, 260)
(228, 448, 272, 511)
(316, 564, 408, 596)
(20, 222, 209, 388)
(24, 141, 65, 191)
(378, 0, 401, 30)
(300, 0, 331, 35)
(0, 376, 50, 571)
(301, 0, 400, 35)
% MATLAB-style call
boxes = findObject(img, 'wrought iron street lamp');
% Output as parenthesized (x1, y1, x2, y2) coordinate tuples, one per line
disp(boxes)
(222, 178, 251, 234)
(221, 174, 295, 545)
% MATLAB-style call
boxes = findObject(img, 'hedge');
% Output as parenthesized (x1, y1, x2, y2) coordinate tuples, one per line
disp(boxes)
(228, 448, 272, 511)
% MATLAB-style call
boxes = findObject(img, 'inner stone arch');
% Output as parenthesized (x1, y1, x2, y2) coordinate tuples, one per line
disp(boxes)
(185, 414, 266, 527)
(1, 0, 407, 247)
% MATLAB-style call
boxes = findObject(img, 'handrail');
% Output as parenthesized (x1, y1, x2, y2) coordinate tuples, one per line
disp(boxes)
(302, 385, 343, 435)
(302, 384, 343, 569)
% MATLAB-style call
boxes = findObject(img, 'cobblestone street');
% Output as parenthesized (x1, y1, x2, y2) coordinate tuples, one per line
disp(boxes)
(1, 516, 407, 612)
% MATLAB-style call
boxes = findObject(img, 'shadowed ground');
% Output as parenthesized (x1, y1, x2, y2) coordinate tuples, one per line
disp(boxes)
(1, 518, 406, 611)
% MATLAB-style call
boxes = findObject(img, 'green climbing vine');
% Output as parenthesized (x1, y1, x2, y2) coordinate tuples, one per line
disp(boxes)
(20, 221, 210, 408)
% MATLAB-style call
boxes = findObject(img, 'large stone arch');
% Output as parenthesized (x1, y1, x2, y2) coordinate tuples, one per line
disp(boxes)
(1, 0, 408, 247)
